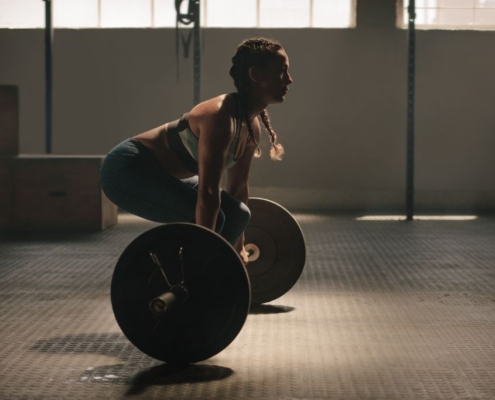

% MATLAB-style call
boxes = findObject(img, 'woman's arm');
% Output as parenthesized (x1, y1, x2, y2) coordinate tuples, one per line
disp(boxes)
(225, 121, 261, 253)
(195, 106, 233, 231)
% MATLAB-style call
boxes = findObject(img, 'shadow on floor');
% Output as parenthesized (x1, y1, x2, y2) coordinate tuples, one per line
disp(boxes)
(249, 304, 295, 314)
(125, 363, 233, 395)
(31, 333, 233, 389)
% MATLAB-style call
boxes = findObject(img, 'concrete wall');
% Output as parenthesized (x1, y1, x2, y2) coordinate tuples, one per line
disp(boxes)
(1, 0, 494, 213)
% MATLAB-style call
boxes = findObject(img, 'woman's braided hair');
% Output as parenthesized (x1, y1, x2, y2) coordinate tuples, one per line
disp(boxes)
(229, 37, 285, 160)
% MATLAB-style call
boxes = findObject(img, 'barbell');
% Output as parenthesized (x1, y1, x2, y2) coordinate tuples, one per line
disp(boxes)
(111, 198, 306, 363)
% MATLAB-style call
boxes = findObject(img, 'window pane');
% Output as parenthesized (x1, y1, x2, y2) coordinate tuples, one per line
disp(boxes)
(207, 0, 256, 27)
(0, 0, 44, 28)
(154, 0, 176, 27)
(313, 0, 354, 27)
(259, 0, 310, 28)
(415, 0, 439, 8)
(475, 8, 495, 22)
(408, 8, 439, 24)
(437, 8, 474, 24)
(54, 0, 99, 28)
(437, 0, 475, 8)
(101, 0, 152, 28)
(476, 0, 495, 7)
(0, 0, 358, 29)
(425, 8, 440, 23)
(402, 0, 495, 27)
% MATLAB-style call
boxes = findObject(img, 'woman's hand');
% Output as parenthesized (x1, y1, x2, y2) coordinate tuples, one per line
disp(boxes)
(239, 246, 250, 265)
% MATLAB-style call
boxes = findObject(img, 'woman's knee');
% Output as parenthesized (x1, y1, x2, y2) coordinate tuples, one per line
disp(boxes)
(215, 209, 226, 233)
(238, 202, 251, 229)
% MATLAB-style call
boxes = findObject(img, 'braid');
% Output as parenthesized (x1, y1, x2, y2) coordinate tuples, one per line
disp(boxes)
(260, 109, 284, 161)
(240, 94, 262, 158)
(229, 37, 285, 161)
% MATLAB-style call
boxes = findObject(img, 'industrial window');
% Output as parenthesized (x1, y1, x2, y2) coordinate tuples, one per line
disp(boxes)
(0, 0, 356, 29)
(398, 0, 495, 30)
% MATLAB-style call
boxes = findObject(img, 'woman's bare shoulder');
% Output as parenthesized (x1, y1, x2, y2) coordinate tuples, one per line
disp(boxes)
(190, 94, 237, 119)
(189, 94, 237, 135)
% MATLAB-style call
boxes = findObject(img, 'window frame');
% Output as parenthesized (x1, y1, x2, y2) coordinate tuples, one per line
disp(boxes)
(396, 0, 495, 31)
(0, 0, 357, 29)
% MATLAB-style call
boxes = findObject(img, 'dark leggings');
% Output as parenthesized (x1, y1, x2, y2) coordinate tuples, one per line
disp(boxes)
(99, 138, 250, 246)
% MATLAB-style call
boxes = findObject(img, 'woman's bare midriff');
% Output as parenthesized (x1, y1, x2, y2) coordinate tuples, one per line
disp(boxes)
(133, 124, 196, 180)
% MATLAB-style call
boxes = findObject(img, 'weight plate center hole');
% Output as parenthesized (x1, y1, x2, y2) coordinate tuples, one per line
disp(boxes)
(245, 243, 260, 262)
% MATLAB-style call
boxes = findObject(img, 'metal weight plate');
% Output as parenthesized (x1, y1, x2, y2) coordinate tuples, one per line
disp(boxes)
(245, 198, 306, 304)
(111, 223, 251, 364)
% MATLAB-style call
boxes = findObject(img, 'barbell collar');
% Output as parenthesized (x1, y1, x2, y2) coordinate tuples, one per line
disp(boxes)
(149, 285, 189, 315)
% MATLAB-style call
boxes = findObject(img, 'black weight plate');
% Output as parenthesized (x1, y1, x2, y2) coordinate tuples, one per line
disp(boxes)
(245, 198, 306, 304)
(111, 223, 250, 364)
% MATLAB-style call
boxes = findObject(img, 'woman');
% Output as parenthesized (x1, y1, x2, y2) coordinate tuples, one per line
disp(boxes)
(100, 37, 293, 264)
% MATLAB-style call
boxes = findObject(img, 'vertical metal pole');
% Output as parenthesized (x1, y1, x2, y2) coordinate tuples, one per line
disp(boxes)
(406, 0, 416, 221)
(44, 0, 54, 154)
(193, 0, 201, 105)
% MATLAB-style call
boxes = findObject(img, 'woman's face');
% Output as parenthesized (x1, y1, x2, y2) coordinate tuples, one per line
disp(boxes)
(255, 49, 293, 104)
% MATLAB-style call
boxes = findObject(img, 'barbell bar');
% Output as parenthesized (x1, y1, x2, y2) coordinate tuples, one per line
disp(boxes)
(111, 198, 305, 363)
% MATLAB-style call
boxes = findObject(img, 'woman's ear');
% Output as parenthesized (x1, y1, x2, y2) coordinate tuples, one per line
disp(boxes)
(248, 66, 264, 83)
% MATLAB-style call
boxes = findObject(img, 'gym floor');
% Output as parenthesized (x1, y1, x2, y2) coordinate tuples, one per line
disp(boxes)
(1, 212, 494, 400)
